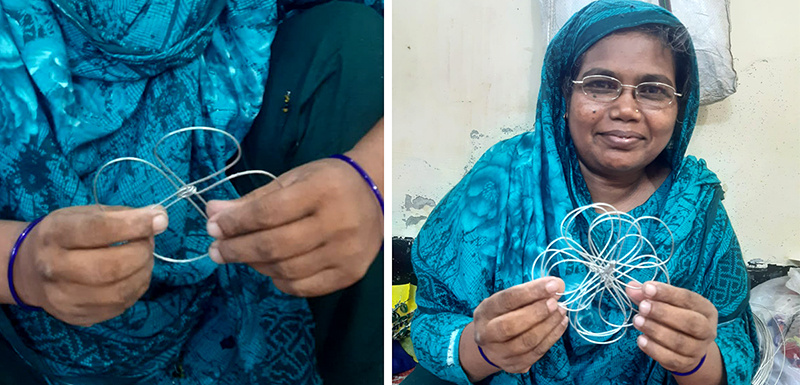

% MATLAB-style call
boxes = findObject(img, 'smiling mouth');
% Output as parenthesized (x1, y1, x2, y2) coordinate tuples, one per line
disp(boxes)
(599, 131, 645, 140)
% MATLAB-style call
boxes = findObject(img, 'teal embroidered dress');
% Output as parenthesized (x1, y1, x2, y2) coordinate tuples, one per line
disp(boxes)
(0, 1, 320, 383)
(410, 1, 758, 384)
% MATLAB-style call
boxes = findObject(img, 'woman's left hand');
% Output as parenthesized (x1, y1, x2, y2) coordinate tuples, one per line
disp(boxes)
(204, 155, 383, 298)
(625, 281, 718, 374)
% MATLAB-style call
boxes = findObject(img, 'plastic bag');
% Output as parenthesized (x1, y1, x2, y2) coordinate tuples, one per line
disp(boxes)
(539, 0, 736, 105)
(750, 276, 800, 384)
(786, 268, 800, 295)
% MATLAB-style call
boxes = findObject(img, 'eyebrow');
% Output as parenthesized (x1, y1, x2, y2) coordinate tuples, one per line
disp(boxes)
(580, 68, 675, 87)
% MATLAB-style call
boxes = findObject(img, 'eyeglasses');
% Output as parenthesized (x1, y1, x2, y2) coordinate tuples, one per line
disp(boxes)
(571, 75, 682, 109)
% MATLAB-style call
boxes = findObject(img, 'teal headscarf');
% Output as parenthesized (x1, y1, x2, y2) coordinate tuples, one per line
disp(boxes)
(410, 1, 758, 384)
(0, 1, 319, 383)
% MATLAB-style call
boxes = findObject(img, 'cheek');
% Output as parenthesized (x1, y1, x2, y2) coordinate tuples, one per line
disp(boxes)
(568, 98, 603, 133)
(648, 109, 679, 140)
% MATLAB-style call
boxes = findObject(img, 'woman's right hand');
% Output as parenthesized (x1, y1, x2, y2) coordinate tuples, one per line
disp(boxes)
(463, 277, 568, 380)
(12, 206, 167, 327)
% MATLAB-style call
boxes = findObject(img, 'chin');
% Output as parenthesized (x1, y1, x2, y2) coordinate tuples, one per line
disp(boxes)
(598, 159, 648, 175)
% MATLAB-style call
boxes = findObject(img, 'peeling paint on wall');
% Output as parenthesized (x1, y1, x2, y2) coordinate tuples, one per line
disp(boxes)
(398, 194, 439, 234)
(404, 195, 436, 210)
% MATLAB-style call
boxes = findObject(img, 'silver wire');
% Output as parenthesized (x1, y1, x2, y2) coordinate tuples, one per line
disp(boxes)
(530, 203, 673, 344)
(92, 126, 278, 263)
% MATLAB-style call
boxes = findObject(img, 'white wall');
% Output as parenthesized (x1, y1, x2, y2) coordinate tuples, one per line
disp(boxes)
(392, 0, 800, 264)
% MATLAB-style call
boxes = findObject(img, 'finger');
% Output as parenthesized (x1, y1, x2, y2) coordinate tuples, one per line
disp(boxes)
(529, 310, 569, 358)
(633, 314, 707, 357)
(55, 300, 140, 327)
(481, 278, 564, 318)
(208, 180, 316, 238)
(48, 239, 154, 285)
(205, 199, 236, 220)
(637, 299, 716, 341)
(55, 207, 167, 249)
(271, 267, 363, 298)
(484, 311, 565, 356)
(640, 282, 717, 320)
(625, 281, 645, 305)
(499, 308, 567, 357)
(636, 334, 702, 373)
(50, 239, 153, 286)
(210, 216, 326, 264)
(480, 298, 560, 343)
(72, 266, 152, 308)
(45, 268, 151, 321)
(248, 246, 332, 281)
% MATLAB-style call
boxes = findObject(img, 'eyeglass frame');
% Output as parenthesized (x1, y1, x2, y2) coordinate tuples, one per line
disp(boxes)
(570, 74, 682, 108)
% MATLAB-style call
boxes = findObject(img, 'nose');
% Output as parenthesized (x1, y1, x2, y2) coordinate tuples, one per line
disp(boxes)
(610, 85, 640, 121)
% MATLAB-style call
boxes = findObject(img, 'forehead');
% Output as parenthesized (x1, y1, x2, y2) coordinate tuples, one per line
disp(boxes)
(578, 31, 676, 83)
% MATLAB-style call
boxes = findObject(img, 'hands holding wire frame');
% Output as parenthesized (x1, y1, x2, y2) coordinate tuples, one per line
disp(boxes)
(470, 204, 719, 377)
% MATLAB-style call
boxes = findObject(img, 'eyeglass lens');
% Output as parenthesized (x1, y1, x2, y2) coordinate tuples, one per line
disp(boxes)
(581, 76, 675, 107)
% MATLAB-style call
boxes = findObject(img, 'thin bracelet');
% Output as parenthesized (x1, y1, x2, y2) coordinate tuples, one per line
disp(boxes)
(8, 217, 44, 311)
(329, 154, 384, 214)
(478, 346, 501, 369)
(671, 354, 706, 376)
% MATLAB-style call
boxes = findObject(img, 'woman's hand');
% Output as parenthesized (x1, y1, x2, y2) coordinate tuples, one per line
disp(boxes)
(13, 206, 166, 327)
(205, 156, 383, 298)
(461, 278, 568, 381)
(626, 281, 721, 378)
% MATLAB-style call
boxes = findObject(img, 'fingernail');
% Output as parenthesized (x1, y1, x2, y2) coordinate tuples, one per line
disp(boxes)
(545, 280, 559, 293)
(206, 200, 232, 217)
(546, 298, 558, 312)
(152, 214, 168, 234)
(558, 306, 567, 316)
(208, 244, 222, 264)
(561, 316, 568, 326)
(634, 315, 645, 328)
(207, 221, 222, 238)
(644, 283, 657, 297)
(637, 335, 648, 348)
(639, 300, 651, 316)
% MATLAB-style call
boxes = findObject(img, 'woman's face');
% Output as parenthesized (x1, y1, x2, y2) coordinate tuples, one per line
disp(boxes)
(567, 31, 679, 179)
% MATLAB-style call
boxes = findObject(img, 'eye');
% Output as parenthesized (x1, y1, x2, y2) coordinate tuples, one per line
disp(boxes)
(584, 78, 617, 90)
(582, 77, 619, 95)
(637, 83, 671, 100)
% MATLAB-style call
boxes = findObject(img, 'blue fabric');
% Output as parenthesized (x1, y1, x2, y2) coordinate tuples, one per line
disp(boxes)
(410, 1, 758, 384)
(0, 1, 320, 383)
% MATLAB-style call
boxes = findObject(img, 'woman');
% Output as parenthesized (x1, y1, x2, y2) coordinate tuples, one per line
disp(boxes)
(409, 1, 758, 384)
(0, 1, 383, 384)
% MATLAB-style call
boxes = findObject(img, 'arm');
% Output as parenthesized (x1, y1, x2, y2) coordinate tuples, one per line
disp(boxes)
(410, 136, 568, 384)
(344, 117, 384, 198)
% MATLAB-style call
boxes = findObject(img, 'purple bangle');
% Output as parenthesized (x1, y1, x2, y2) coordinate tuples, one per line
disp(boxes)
(8, 217, 44, 311)
(329, 154, 384, 214)
(671, 354, 706, 376)
(478, 346, 500, 369)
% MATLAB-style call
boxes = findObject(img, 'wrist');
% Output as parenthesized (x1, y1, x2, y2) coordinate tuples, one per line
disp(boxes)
(343, 147, 383, 196)
(344, 118, 383, 195)
(671, 342, 724, 385)
(459, 322, 501, 382)
(8, 218, 44, 310)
